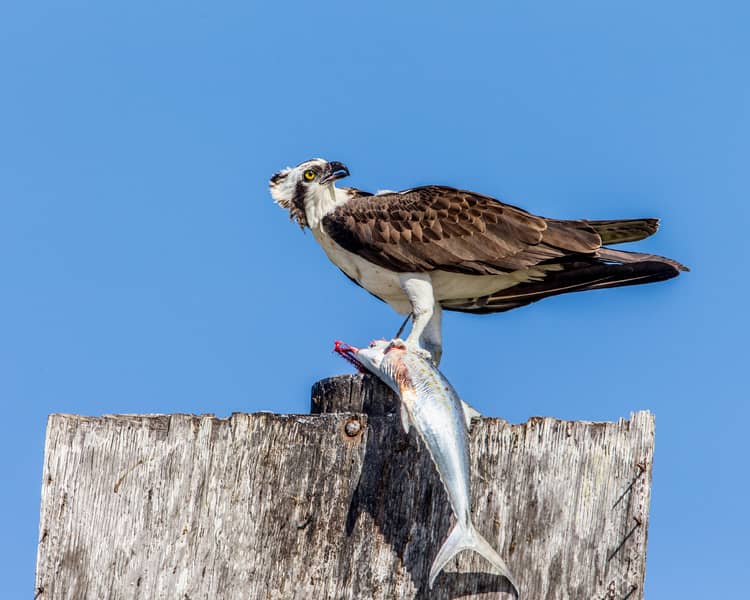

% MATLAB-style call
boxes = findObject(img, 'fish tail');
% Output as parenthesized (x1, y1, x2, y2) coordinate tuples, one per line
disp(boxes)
(428, 520, 518, 593)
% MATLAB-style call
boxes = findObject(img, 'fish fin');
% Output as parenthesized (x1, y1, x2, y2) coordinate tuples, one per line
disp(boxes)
(461, 401, 482, 430)
(399, 402, 411, 434)
(429, 520, 518, 594)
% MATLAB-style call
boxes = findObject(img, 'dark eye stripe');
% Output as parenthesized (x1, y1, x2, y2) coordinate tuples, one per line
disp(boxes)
(293, 180, 307, 211)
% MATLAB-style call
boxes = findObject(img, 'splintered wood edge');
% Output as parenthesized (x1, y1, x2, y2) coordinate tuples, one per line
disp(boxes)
(46, 410, 653, 429)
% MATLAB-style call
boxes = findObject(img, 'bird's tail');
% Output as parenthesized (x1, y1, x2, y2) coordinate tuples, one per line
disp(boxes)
(583, 218, 660, 244)
(442, 248, 688, 314)
(429, 519, 518, 592)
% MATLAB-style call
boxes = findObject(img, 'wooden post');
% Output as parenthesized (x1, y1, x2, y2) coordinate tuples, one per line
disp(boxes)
(36, 374, 654, 599)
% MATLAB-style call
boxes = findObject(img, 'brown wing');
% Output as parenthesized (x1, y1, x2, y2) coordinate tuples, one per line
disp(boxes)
(322, 186, 603, 275)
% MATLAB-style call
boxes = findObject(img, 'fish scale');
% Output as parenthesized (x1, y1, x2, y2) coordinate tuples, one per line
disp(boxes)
(335, 339, 518, 593)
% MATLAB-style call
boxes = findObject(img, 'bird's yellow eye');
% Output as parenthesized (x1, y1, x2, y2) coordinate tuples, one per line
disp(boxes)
(303, 170, 316, 181)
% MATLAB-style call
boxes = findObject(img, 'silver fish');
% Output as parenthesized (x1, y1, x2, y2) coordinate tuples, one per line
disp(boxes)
(335, 339, 518, 592)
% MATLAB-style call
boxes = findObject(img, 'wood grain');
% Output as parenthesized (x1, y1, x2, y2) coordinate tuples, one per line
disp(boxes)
(36, 374, 653, 599)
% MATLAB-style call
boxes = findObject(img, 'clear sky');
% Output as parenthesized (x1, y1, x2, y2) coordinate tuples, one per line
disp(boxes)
(2, 1, 748, 597)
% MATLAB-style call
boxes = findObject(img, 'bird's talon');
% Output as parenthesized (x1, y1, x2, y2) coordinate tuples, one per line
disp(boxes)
(387, 338, 435, 362)
(386, 338, 408, 352)
(413, 347, 435, 362)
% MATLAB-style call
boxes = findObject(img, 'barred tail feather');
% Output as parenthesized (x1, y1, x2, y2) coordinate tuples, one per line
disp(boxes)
(584, 218, 660, 244)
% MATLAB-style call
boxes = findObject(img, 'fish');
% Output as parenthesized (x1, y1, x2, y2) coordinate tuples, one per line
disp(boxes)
(334, 339, 518, 593)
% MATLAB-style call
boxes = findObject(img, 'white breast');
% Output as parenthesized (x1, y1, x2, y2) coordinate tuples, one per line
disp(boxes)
(311, 225, 411, 313)
(310, 224, 566, 312)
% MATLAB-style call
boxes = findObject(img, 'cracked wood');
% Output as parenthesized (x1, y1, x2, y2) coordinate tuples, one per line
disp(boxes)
(36, 374, 654, 599)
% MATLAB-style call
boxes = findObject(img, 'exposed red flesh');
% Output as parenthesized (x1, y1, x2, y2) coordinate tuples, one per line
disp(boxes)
(333, 340, 367, 373)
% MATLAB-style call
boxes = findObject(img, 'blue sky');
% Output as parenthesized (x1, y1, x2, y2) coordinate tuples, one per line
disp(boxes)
(1, 1, 748, 596)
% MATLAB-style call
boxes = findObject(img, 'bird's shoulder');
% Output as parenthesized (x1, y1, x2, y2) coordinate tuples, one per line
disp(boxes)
(332, 185, 544, 227)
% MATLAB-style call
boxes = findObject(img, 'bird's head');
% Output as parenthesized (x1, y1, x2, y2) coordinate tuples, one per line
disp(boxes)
(269, 158, 350, 228)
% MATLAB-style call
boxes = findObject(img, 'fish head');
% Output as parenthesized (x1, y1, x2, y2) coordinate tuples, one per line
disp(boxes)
(334, 338, 407, 385)
(356, 339, 394, 372)
(334, 339, 390, 373)
(334, 340, 413, 398)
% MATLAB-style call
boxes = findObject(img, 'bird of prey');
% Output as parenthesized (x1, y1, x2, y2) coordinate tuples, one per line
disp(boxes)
(270, 158, 687, 363)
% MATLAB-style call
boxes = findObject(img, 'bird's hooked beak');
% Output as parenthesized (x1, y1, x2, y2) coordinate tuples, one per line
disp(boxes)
(319, 161, 350, 185)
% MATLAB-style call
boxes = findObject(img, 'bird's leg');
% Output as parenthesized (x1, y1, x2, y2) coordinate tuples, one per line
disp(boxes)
(394, 313, 411, 339)
(396, 274, 436, 361)
(419, 304, 443, 365)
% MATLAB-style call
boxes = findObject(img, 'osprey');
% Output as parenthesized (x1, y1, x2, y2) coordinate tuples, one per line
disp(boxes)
(270, 158, 687, 364)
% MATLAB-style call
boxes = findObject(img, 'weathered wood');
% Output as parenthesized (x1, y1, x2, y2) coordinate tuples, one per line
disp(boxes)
(311, 373, 398, 415)
(36, 374, 653, 599)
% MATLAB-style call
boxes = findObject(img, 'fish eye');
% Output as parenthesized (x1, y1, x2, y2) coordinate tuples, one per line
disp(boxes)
(303, 169, 316, 181)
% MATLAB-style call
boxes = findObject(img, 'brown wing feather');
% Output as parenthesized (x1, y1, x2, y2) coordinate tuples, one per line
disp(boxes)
(322, 186, 603, 275)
